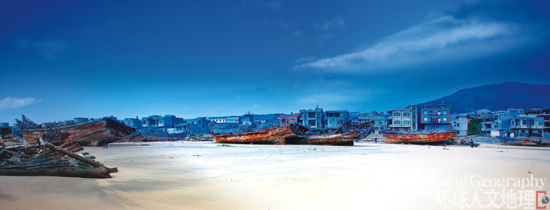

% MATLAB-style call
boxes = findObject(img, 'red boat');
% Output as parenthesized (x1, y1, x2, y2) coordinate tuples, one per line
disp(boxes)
(213, 126, 296, 144)
(383, 130, 457, 144)
(303, 133, 356, 146)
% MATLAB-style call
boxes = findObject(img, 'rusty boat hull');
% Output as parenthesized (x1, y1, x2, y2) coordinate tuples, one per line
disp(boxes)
(383, 130, 457, 144)
(213, 124, 361, 146)
(303, 134, 355, 146)
(22, 119, 135, 146)
(213, 126, 296, 144)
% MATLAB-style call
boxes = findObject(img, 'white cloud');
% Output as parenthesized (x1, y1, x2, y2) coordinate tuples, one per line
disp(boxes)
(0, 97, 39, 110)
(296, 16, 526, 72)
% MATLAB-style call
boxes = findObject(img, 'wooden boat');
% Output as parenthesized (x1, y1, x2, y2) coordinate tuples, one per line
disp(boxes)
(213, 126, 297, 144)
(497, 136, 547, 146)
(213, 123, 370, 146)
(303, 133, 355, 146)
(0, 142, 117, 178)
(19, 115, 135, 146)
(383, 130, 457, 144)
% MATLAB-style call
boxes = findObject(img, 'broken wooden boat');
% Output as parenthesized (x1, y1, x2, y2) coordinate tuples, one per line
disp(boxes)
(383, 130, 457, 144)
(302, 133, 356, 146)
(0, 142, 117, 178)
(213, 126, 299, 144)
(214, 123, 371, 146)
(497, 136, 548, 147)
(19, 115, 135, 146)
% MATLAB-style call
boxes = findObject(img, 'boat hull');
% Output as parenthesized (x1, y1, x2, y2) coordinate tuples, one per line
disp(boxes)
(304, 135, 354, 146)
(22, 119, 135, 146)
(383, 131, 457, 144)
(497, 136, 546, 146)
(213, 127, 294, 144)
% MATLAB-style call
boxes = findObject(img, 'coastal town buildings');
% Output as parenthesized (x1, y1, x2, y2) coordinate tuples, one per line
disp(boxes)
(387, 108, 414, 132)
(123, 117, 142, 129)
(173, 117, 211, 135)
(277, 113, 300, 127)
(451, 114, 468, 136)
(141, 115, 183, 129)
(299, 107, 325, 129)
(419, 104, 451, 131)
(208, 116, 240, 124)
(480, 108, 546, 137)
(325, 110, 350, 129)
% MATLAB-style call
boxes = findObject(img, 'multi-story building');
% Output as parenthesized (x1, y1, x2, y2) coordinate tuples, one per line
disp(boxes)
(418, 104, 450, 131)
(388, 108, 414, 132)
(481, 109, 544, 137)
(325, 110, 350, 129)
(531, 108, 550, 137)
(451, 114, 468, 136)
(509, 114, 544, 137)
(142, 115, 183, 128)
(475, 109, 494, 119)
(277, 113, 300, 127)
(208, 116, 240, 124)
(357, 112, 386, 127)
(252, 114, 282, 129)
(123, 117, 142, 129)
(173, 117, 211, 135)
(299, 107, 325, 129)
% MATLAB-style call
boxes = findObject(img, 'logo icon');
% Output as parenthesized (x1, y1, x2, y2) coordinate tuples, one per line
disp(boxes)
(537, 191, 548, 209)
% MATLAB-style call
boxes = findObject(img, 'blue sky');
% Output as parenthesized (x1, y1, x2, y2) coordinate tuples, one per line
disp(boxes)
(1, 0, 549, 123)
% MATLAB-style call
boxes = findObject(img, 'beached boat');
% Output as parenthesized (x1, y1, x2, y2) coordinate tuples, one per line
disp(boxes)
(213, 126, 298, 144)
(497, 136, 547, 146)
(303, 133, 356, 146)
(19, 115, 135, 146)
(0, 142, 117, 178)
(382, 130, 457, 144)
(213, 123, 371, 146)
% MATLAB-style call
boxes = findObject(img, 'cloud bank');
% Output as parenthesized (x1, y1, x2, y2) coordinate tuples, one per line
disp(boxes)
(0, 97, 39, 110)
(295, 16, 526, 72)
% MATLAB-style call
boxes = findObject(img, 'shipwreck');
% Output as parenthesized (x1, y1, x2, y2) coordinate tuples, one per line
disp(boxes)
(382, 130, 457, 144)
(18, 115, 135, 146)
(0, 141, 117, 178)
(213, 122, 373, 146)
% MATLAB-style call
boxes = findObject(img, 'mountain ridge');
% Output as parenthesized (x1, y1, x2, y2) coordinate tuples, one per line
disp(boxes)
(418, 82, 550, 113)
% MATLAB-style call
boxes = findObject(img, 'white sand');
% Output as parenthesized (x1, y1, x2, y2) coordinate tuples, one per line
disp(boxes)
(1, 142, 549, 210)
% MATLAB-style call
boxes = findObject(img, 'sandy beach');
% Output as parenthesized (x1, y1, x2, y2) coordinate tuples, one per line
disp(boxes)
(1, 142, 549, 210)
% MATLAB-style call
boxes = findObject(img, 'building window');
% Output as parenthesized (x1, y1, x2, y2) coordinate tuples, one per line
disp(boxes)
(327, 113, 341, 117)
(403, 112, 410, 117)
(308, 120, 316, 126)
(394, 121, 401, 124)
(403, 120, 410, 125)
(308, 113, 316, 118)
(394, 112, 401, 116)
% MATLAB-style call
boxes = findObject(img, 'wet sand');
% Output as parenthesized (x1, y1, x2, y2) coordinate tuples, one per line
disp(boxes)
(1, 142, 549, 210)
